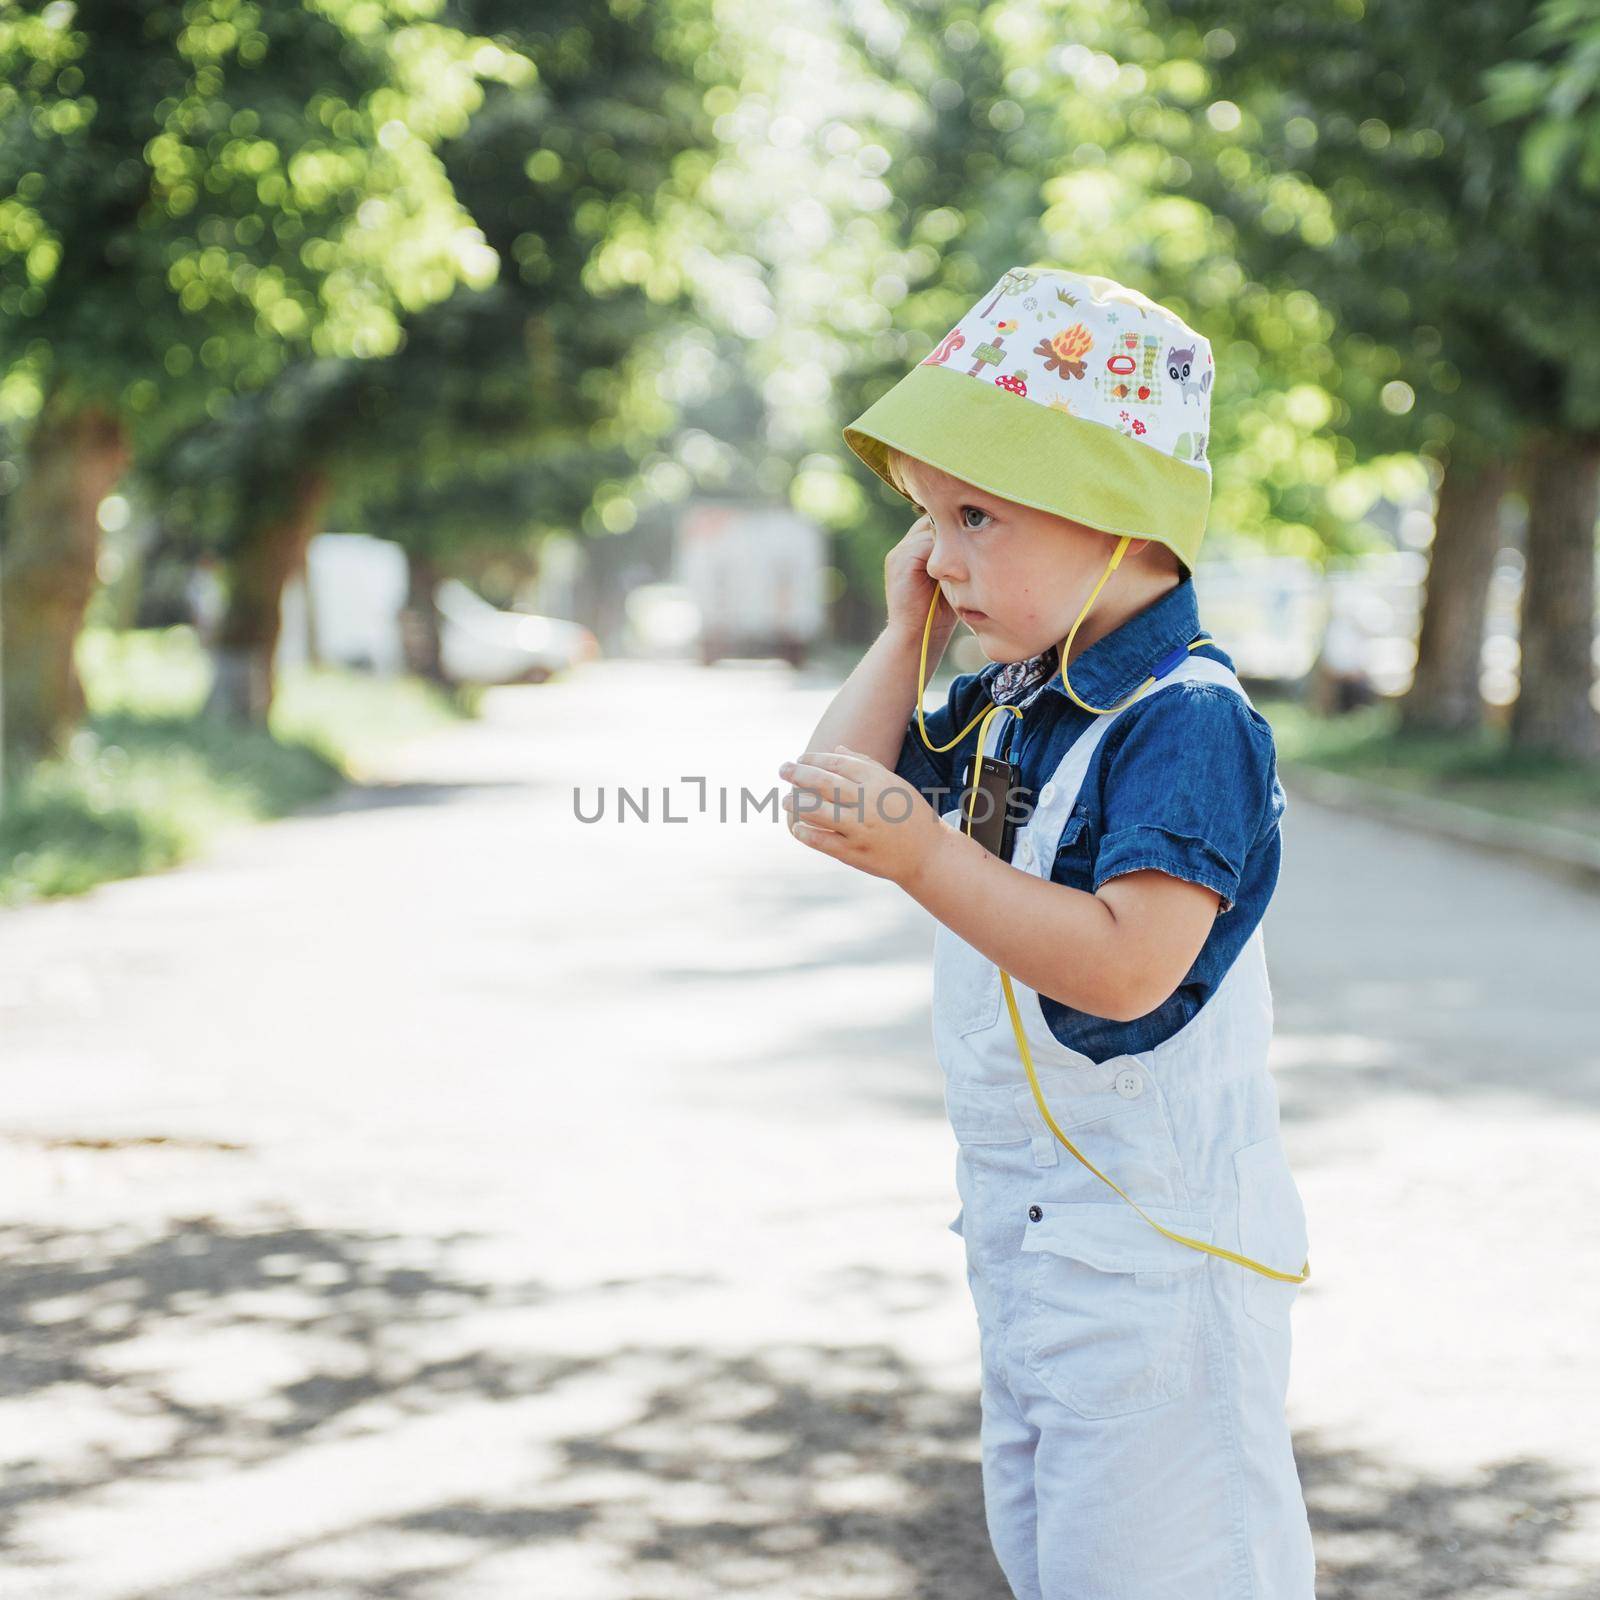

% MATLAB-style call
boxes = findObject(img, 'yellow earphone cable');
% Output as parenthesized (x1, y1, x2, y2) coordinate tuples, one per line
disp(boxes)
(915, 538, 1310, 1286)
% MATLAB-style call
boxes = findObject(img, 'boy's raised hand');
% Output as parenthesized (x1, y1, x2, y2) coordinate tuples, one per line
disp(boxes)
(885, 514, 960, 653)
(778, 744, 942, 888)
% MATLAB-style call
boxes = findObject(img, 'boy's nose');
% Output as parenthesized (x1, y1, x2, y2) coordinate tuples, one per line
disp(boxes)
(925, 529, 963, 585)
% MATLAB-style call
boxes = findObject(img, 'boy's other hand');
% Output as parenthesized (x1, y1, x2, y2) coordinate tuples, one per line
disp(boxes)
(778, 744, 942, 888)
(885, 515, 959, 653)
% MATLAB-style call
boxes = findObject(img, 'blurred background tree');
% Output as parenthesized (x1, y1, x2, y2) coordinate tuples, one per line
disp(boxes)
(1485, 0, 1600, 196)
(0, 0, 512, 760)
(358, 0, 715, 688)
(137, 0, 714, 721)
(1130, 0, 1600, 759)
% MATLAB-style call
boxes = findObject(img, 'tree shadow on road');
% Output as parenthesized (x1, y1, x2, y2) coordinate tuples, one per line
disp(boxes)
(0, 1216, 1594, 1598)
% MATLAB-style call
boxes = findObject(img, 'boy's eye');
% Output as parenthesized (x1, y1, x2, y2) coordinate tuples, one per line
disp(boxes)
(961, 505, 992, 531)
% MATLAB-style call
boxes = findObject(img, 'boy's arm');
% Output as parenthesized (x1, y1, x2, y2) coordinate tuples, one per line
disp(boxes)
(785, 681, 1269, 1024)
(902, 683, 1275, 1021)
(797, 514, 968, 776)
(799, 624, 929, 772)
(901, 822, 1217, 1023)
(779, 748, 1216, 1019)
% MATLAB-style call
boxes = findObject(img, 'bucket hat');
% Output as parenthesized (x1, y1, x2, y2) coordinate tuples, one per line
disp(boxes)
(842, 265, 1214, 572)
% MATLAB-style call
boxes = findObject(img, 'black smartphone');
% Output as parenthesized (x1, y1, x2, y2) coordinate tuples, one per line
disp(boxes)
(958, 754, 1023, 861)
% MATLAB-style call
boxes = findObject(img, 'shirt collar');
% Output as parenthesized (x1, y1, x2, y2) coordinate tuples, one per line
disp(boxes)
(979, 575, 1203, 710)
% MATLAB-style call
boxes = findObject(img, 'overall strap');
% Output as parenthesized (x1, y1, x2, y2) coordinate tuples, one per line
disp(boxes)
(1156, 649, 1252, 704)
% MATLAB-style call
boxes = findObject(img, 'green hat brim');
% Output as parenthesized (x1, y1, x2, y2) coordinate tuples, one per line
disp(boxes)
(842, 362, 1209, 571)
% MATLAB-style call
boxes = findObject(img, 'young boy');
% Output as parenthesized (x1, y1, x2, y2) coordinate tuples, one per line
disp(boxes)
(778, 267, 1316, 1599)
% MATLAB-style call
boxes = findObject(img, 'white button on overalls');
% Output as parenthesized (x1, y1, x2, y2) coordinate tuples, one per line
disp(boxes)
(933, 653, 1315, 1600)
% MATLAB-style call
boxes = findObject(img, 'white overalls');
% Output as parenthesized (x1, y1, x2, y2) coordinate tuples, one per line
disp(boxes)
(935, 652, 1316, 1600)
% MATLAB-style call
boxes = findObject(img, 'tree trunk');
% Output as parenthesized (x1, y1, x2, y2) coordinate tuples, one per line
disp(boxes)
(0, 401, 130, 771)
(203, 470, 331, 727)
(302, 541, 322, 669)
(1510, 431, 1600, 761)
(1399, 453, 1509, 736)
(400, 548, 448, 683)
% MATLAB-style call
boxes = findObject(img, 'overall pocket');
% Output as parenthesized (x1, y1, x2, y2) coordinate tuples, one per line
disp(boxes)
(1022, 1200, 1214, 1420)
(933, 806, 1001, 1036)
(1233, 1135, 1310, 1332)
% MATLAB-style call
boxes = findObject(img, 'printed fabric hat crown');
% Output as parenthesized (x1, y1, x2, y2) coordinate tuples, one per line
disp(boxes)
(842, 265, 1215, 571)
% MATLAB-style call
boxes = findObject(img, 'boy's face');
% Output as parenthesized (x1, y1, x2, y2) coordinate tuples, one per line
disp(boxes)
(897, 455, 1130, 663)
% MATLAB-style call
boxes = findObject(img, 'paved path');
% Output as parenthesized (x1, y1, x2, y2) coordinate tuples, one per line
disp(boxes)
(0, 658, 1595, 1598)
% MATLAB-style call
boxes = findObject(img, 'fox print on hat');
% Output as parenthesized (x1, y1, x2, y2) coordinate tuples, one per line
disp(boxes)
(843, 266, 1217, 571)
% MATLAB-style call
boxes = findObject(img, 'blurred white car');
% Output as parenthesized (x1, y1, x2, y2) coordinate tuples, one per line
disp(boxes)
(436, 578, 599, 685)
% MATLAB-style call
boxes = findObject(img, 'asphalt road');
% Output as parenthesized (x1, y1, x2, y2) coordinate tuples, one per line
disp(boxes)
(1, 657, 1595, 1599)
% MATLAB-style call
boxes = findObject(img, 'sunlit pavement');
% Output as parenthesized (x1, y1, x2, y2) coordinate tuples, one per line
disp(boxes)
(0, 656, 1595, 1599)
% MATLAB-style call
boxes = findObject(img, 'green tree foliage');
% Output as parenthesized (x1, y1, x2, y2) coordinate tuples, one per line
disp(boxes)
(142, 0, 717, 710)
(819, 5, 1054, 636)
(1485, 0, 1600, 194)
(345, 0, 718, 672)
(653, 3, 1058, 643)
(0, 0, 515, 766)
(1116, 0, 1600, 754)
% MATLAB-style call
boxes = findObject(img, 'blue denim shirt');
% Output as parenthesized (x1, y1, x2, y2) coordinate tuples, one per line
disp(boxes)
(894, 575, 1287, 1064)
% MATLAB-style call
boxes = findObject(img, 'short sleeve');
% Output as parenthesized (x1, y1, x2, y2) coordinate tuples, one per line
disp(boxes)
(1092, 684, 1282, 916)
(894, 669, 990, 814)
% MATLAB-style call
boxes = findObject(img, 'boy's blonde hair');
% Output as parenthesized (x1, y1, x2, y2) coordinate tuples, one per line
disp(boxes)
(885, 446, 1188, 582)
(882, 445, 914, 500)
